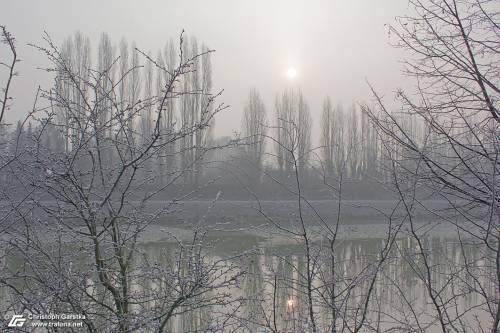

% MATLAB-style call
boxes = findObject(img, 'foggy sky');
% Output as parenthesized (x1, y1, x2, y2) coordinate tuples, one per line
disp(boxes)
(1, 0, 412, 142)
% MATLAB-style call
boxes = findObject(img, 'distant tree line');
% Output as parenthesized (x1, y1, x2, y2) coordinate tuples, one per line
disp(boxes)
(3, 31, 432, 191)
(239, 87, 426, 185)
(8, 32, 214, 186)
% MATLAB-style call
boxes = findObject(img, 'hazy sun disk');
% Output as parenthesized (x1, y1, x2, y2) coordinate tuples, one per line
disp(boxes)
(287, 67, 297, 79)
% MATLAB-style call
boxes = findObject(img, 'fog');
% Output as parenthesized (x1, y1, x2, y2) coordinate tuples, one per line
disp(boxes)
(2, 0, 410, 139)
(1, 1, 498, 332)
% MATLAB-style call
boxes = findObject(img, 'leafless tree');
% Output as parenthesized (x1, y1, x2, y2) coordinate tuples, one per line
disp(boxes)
(0, 25, 17, 126)
(117, 38, 130, 145)
(162, 39, 177, 183)
(359, 109, 379, 179)
(363, 0, 500, 331)
(0, 25, 18, 174)
(96, 33, 116, 148)
(195, 43, 214, 184)
(321, 97, 335, 177)
(274, 88, 312, 175)
(320, 100, 348, 179)
(241, 88, 267, 181)
(52, 33, 92, 153)
(177, 36, 214, 185)
(240, 121, 403, 333)
(0, 31, 241, 333)
(346, 104, 360, 180)
(0, 25, 21, 237)
(128, 41, 141, 140)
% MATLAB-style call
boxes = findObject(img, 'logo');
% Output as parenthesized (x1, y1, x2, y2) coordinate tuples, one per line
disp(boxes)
(8, 314, 26, 327)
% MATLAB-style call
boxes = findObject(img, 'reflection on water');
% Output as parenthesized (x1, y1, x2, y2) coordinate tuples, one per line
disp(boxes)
(0, 232, 493, 332)
(239, 236, 491, 333)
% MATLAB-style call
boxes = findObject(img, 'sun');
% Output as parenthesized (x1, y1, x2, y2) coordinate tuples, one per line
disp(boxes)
(286, 67, 297, 80)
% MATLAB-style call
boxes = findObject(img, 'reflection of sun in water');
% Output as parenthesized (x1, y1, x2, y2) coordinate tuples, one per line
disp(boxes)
(286, 67, 297, 80)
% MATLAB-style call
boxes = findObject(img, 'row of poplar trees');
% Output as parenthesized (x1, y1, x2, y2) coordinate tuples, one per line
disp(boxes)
(48, 32, 214, 185)
(23, 31, 425, 185)
(240, 88, 425, 182)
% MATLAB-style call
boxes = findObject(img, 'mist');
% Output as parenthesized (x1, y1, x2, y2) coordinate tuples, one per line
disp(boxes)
(2, 0, 410, 140)
(1, 1, 498, 332)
